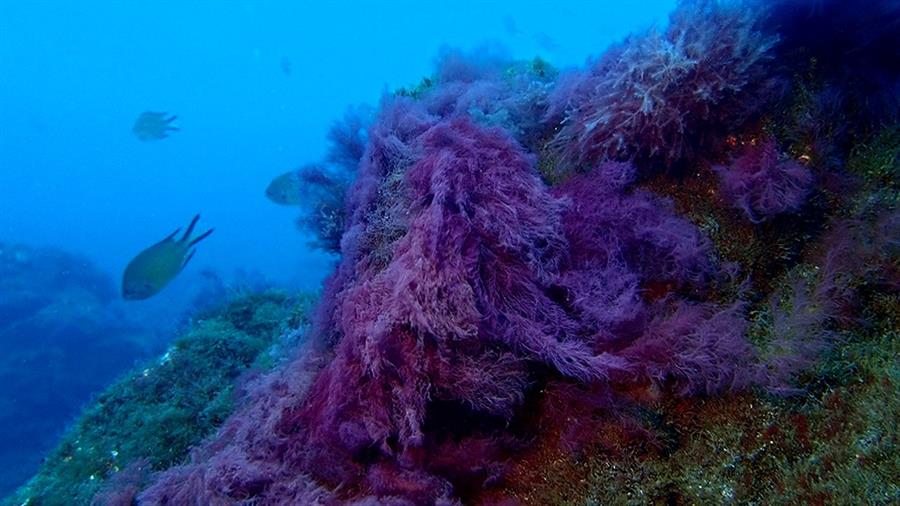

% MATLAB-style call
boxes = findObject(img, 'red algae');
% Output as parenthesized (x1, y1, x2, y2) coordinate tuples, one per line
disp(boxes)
(80, 1, 900, 504)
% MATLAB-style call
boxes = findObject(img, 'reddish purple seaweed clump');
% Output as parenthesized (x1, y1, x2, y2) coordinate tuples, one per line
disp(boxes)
(125, 2, 875, 503)
(137, 100, 767, 503)
(714, 138, 815, 222)
(546, 0, 780, 172)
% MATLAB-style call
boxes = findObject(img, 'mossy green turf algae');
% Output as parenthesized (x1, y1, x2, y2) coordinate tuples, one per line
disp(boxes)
(7, 291, 316, 506)
(492, 293, 898, 505)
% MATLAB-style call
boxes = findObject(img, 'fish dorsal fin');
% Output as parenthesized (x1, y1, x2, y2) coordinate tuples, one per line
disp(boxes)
(164, 228, 182, 241)
(180, 214, 201, 243)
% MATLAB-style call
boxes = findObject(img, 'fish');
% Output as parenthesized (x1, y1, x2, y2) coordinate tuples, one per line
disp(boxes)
(265, 170, 304, 206)
(265, 164, 345, 207)
(132, 111, 179, 141)
(122, 215, 213, 300)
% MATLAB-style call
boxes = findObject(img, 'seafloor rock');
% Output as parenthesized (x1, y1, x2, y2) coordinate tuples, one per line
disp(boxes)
(7, 291, 314, 505)
(0, 243, 159, 498)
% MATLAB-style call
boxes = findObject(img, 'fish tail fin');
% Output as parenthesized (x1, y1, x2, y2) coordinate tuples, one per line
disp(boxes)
(181, 214, 201, 242)
(165, 227, 182, 240)
(188, 228, 214, 248)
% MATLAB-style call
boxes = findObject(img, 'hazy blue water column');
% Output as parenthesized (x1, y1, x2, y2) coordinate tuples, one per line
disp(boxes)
(0, 0, 673, 288)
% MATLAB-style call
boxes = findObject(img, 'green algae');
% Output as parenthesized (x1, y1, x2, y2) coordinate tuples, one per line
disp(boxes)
(6, 290, 316, 506)
(395, 76, 435, 100)
(845, 127, 900, 219)
(499, 303, 898, 505)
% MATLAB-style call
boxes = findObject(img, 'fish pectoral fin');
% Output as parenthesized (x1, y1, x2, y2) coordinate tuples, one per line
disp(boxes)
(188, 228, 214, 248)
(183, 249, 196, 269)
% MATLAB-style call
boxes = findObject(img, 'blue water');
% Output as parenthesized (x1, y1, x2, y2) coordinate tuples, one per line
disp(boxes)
(0, 0, 674, 496)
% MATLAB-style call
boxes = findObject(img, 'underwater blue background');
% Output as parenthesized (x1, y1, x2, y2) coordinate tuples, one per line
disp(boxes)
(1, 0, 673, 288)
(0, 0, 675, 496)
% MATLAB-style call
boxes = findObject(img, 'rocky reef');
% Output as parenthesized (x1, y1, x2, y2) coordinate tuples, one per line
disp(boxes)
(8, 0, 898, 504)
(8, 290, 316, 505)
(0, 243, 160, 498)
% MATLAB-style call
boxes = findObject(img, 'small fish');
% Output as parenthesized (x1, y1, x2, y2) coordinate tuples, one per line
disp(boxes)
(265, 165, 341, 207)
(122, 215, 213, 300)
(280, 56, 292, 76)
(132, 111, 179, 141)
(265, 171, 304, 206)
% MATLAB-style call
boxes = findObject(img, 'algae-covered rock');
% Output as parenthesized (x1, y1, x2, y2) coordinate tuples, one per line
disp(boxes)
(0, 243, 158, 498)
(6, 290, 316, 506)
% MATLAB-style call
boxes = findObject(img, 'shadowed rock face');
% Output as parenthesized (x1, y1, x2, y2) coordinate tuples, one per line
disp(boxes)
(0, 243, 153, 496)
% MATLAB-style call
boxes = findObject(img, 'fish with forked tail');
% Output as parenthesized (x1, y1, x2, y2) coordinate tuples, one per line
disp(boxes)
(132, 111, 179, 141)
(122, 215, 213, 300)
